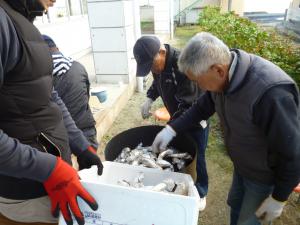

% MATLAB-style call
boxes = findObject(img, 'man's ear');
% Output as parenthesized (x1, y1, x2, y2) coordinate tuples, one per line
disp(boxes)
(159, 48, 166, 57)
(211, 64, 228, 79)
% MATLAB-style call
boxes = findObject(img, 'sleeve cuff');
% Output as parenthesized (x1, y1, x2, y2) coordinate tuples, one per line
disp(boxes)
(33, 151, 57, 182)
(272, 186, 292, 202)
(166, 125, 176, 137)
(69, 133, 90, 156)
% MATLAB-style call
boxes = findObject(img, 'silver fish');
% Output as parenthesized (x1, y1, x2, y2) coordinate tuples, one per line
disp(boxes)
(151, 183, 167, 192)
(158, 149, 174, 160)
(117, 173, 188, 196)
(131, 160, 140, 166)
(163, 179, 176, 192)
(174, 182, 188, 196)
(117, 180, 130, 187)
(141, 158, 162, 169)
(156, 159, 172, 168)
(177, 160, 186, 170)
(126, 150, 142, 163)
(132, 173, 144, 188)
(170, 153, 192, 160)
(115, 144, 192, 172)
(135, 142, 143, 150)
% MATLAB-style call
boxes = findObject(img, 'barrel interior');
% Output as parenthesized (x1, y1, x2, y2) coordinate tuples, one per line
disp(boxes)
(104, 125, 197, 166)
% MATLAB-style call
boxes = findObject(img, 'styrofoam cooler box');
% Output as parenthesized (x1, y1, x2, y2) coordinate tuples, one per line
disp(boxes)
(59, 161, 201, 225)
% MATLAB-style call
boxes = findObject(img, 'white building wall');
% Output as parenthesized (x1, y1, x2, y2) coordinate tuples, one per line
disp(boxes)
(139, 0, 150, 5)
(140, 6, 154, 21)
(35, 16, 91, 58)
(152, 0, 170, 34)
(185, 9, 201, 23)
(290, 0, 300, 8)
(34, 0, 91, 58)
(287, 6, 300, 22)
(244, 0, 289, 13)
(139, 0, 173, 36)
(220, 0, 244, 15)
(133, 0, 142, 40)
(174, 0, 220, 16)
(174, 0, 220, 24)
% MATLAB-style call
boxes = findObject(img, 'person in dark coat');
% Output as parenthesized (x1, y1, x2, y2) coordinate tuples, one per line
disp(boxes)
(0, 1, 102, 224)
(152, 32, 300, 225)
(133, 36, 209, 210)
(42, 34, 98, 149)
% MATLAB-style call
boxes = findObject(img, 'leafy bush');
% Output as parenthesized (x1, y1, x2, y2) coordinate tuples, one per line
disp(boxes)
(198, 7, 300, 87)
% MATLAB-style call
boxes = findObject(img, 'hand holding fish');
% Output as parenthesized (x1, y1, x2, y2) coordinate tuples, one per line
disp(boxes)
(152, 125, 176, 153)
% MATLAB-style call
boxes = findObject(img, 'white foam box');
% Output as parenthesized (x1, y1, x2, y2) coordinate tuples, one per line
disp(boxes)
(58, 161, 201, 225)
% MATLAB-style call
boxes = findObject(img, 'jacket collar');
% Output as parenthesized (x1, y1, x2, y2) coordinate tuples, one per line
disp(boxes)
(225, 49, 252, 94)
(163, 44, 178, 73)
(228, 51, 237, 82)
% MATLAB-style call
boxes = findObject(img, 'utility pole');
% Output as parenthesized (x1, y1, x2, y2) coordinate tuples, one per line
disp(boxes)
(178, 0, 181, 25)
(67, 0, 73, 16)
(65, 0, 71, 19)
(228, 0, 232, 12)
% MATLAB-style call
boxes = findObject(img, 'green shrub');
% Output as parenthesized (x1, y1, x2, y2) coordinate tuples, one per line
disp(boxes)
(198, 7, 300, 87)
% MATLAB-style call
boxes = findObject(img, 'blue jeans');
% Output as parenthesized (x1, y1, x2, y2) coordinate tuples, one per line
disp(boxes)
(189, 125, 209, 198)
(227, 171, 273, 225)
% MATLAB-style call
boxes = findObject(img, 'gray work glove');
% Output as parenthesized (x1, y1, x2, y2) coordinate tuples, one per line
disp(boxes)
(255, 195, 285, 223)
(141, 98, 154, 119)
(152, 125, 176, 153)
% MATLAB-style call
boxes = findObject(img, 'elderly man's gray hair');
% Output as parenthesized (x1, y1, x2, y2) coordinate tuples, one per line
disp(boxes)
(178, 32, 231, 76)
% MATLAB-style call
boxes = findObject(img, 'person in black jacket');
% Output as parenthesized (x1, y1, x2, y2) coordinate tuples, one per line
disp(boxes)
(42, 35, 98, 149)
(133, 36, 209, 210)
(0, 1, 102, 225)
(152, 32, 300, 225)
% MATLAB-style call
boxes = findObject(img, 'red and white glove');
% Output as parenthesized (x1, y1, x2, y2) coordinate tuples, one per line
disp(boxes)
(43, 157, 98, 225)
(77, 146, 103, 175)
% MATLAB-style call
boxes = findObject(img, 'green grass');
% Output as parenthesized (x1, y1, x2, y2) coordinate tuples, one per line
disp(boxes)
(140, 21, 154, 34)
(206, 115, 233, 173)
(174, 25, 203, 48)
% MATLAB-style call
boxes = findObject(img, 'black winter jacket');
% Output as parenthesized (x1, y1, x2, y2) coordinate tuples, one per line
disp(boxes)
(147, 44, 203, 120)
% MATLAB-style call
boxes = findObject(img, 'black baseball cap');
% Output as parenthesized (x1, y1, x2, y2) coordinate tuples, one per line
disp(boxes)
(133, 36, 161, 77)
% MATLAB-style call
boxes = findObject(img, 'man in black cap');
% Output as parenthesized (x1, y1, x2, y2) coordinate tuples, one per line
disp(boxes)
(0, 1, 102, 224)
(133, 36, 209, 210)
(42, 34, 98, 149)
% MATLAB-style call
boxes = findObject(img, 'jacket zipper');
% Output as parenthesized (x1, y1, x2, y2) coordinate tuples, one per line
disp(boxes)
(220, 93, 230, 147)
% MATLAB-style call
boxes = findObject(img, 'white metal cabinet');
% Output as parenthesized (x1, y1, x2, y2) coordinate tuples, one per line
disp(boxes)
(87, 0, 138, 84)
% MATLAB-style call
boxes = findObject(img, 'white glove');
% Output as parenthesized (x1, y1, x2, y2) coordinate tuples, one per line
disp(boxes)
(141, 98, 153, 119)
(152, 125, 176, 153)
(255, 195, 285, 223)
